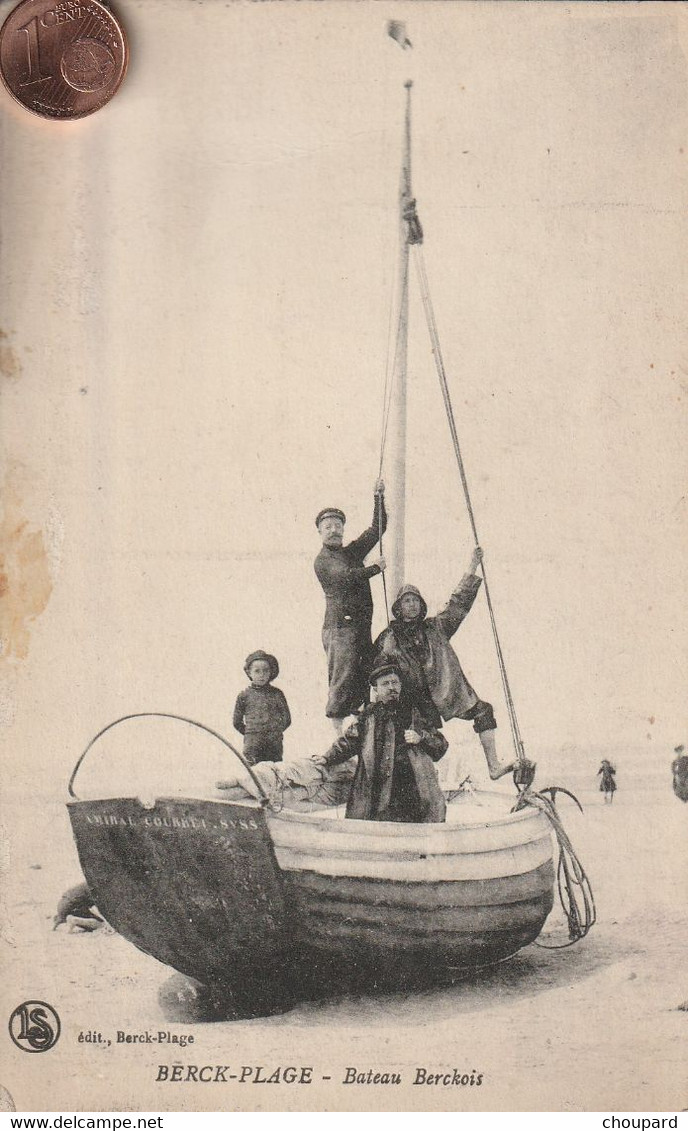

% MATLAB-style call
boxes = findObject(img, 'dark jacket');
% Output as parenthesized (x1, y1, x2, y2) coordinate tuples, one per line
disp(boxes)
(323, 698, 447, 822)
(672, 755, 688, 803)
(374, 573, 482, 722)
(597, 762, 617, 792)
(314, 494, 387, 633)
(233, 684, 291, 736)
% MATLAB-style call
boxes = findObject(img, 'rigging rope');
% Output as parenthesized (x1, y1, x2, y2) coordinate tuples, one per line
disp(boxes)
(412, 244, 526, 765)
(377, 225, 409, 628)
(377, 496, 390, 627)
(378, 232, 402, 479)
(514, 787, 596, 947)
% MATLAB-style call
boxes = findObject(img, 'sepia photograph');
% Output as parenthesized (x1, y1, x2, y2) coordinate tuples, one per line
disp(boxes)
(0, 0, 686, 1114)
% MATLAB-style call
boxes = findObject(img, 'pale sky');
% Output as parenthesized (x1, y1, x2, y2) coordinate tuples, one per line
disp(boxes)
(1, 1, 686, 798)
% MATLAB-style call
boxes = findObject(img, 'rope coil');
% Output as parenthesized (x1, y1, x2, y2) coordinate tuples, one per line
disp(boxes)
(514, 787, 596, 947)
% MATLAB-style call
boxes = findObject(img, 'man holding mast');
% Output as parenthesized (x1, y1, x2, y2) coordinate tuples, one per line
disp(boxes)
(314, 479, 387, 733)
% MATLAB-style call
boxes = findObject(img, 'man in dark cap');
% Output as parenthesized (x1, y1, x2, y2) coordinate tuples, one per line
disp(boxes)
(311, 661, 448, 822)
(374, 546, 513, 780)
(314, 478, 387, 733)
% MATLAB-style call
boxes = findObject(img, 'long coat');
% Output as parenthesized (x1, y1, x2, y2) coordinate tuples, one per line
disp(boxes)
(314, 494, 387, 717)
(671, 755, 688, 802)
(597, 762, 617, 793)
(323, 700, 448, 823)
(374, 573, 482, 723)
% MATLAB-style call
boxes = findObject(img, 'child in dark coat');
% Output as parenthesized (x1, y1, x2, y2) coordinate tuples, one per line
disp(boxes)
(597, 759, 617, 803)
(233, 650, 291, 765)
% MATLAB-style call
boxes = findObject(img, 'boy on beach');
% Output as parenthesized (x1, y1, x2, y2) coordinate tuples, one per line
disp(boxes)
(233, 650, 291, 765)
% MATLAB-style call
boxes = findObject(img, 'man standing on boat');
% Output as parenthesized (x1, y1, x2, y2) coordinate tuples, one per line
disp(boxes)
(374, 547, 513, 781)
(314, 479, 387, 733)
(312, 661, 448, 822)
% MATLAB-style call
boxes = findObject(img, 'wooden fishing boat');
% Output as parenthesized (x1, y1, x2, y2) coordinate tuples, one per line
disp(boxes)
(67, 754, 554, 1013)
(66, 61, 592, 1016)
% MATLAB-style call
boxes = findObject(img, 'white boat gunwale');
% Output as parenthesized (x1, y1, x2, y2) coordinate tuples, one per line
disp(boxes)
(275, 839, 553, 882)
(267, 793, 543, 833)
(78, 792, 547, 836)
(268, 812, 552, 857)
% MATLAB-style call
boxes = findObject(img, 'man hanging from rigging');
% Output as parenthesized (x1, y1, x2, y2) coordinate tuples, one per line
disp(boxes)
(314, 479, 387, 734)
(374, 546, 514, 780)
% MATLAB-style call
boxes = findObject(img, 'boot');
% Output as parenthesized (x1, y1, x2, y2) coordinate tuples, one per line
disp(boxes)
(478, 729, 514, 780)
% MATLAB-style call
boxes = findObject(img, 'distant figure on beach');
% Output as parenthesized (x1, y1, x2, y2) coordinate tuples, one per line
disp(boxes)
(233, 650, 291, 765)
(374, 546, 513, 780)
(314, 479, 387, 734)
(597, 759, 617, 803)
(311, 661, 448, 823)
(54, 881, 104, 932)
(671, 745, 688, 803)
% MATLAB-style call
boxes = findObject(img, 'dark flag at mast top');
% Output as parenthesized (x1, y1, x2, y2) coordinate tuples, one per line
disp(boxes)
(387, 21, 412, 50)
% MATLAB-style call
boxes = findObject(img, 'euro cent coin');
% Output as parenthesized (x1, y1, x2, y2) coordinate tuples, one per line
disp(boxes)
(0, 0, 128, 119)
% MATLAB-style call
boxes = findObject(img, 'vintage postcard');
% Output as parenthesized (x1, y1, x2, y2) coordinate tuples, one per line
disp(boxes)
(1, 0, 686, 1114)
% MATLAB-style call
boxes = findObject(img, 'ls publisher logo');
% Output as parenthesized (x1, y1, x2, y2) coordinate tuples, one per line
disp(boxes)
(9, 1001, 61, 1053)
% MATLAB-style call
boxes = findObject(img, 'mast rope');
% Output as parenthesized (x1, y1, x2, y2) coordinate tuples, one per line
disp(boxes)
(514, 787, 596, 946)
(377, 499, 390, 627)
(377, 220, 408, 627)
(377, 280, 408, 629)
(412, 244, 526, 764)
(378, 230, 403, 478)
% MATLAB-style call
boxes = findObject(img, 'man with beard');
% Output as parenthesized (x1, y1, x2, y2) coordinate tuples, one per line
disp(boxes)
(311, 662, 448, 822)
(314, 479, 387, 733)
(374, 546, 514, 781)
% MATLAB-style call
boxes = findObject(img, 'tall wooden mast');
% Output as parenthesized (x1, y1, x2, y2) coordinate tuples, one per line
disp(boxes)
(386, 80, 417, 600)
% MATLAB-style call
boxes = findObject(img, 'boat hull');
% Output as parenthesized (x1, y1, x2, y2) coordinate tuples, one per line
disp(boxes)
(68, 793, 554, 1011)
(271, 802, 554, 981)
(68, 796, 296, 1013)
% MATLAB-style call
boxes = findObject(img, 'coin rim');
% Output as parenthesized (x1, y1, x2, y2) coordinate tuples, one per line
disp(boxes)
(0, 0, 129, 120)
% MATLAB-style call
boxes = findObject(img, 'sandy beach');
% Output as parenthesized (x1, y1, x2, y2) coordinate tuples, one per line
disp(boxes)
(1, 0, 686, 1115)
(1, 747, 685, 1113)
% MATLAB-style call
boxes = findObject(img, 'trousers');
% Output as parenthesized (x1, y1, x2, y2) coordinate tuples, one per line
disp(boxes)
(243, 733, 284, 766)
